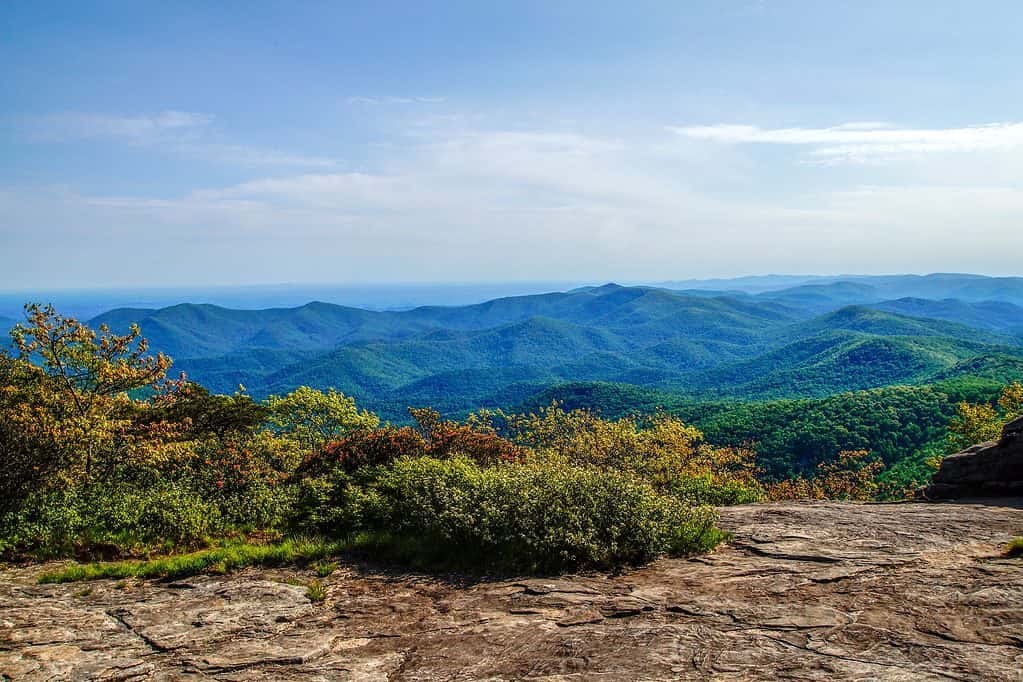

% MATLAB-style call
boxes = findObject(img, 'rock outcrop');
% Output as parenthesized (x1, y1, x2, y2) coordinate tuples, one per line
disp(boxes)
(2, 500, 1022, 681)
(925, 414, 1023, 499)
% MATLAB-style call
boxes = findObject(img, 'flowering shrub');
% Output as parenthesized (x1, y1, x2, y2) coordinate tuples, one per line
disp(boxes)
(410, 407, 527, 464)
(320, 426, 427, 472)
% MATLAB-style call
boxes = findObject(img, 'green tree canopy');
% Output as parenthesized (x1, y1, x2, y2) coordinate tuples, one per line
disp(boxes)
(266, 386, 379, 453)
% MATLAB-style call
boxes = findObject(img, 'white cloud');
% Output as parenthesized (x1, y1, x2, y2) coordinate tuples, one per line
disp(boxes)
(4, 121, 1022, 287)
(667, 121, 1023, 163)
(832, 121, 895, 131)
(22, 110, 336, 168)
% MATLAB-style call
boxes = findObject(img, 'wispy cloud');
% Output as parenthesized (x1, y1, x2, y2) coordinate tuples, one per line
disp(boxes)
(346, 96, 446, 105)
(4, 119, 1022, 287)
(27, 110, 213, 141)
(667, 121, 1023, 163)
(176, 143, 336, 168)
(22, 110, 336, 168)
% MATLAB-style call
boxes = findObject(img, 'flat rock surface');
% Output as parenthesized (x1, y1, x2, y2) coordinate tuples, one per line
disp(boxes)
(2, 501, 1022, 680)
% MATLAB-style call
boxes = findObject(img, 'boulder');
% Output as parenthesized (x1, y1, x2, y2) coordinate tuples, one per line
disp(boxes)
(924, 414, 1023, 499)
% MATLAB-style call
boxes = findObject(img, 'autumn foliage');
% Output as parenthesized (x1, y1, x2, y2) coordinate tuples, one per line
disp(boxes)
(4, 304, 1017, 568)
(765, 450, 883, 501)
(947, 381, 1023, 450)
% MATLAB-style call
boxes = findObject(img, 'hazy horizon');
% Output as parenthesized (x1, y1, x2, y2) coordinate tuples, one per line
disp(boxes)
(2, 271, 1021, 321)
(4, 270, 1018, 293)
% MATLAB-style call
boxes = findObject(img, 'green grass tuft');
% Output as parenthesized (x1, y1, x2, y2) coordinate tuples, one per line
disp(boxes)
(37, 537, 347, 584)
(1006, 537, 1023, 558)
(305, 578, 327, 603)
(313, 560, 337, 577)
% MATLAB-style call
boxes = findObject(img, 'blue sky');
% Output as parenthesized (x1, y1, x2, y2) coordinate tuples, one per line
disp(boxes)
(2, 1, 1022, 288)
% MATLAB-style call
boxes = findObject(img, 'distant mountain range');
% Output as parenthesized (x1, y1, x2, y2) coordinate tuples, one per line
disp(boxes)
(67, 274, 1022, 421)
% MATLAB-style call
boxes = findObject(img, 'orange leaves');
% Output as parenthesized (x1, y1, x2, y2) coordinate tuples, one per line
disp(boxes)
(766, 449, 882, 501)
(321, 426, 427, 473)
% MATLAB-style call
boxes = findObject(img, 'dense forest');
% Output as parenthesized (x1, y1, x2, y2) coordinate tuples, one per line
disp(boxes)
(28, 275, 1018, 424)
(2, 304, 1020, 581)
(520, 378, 1014, 490)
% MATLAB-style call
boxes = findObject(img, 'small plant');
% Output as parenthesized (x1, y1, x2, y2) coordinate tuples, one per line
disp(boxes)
(1006, 537, 1023, 558)
(74, 587, 93, 597)
(313, 560, 337, 577)
(37, 538, 348, 584)
(306, 578, 327, 603)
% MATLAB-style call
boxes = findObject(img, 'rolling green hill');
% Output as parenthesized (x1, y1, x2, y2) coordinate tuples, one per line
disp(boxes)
(91, 301, 436, 358)
(868, 298, 1023, 334)
(21, 275, 1017, 490)
(753, 274, 1023, 307)
(82, 280, 1023, 422)
(676, 332, 1016, 400)
(781, 305, 1006, 342)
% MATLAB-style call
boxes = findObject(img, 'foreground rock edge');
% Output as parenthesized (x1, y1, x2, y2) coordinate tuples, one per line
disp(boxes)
(2, 499, 1022, 681)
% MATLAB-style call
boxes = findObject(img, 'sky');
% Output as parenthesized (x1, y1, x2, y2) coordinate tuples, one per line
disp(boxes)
(2, 1, 1023, 289)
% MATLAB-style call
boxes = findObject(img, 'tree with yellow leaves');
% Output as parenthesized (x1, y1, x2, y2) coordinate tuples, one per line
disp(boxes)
(6, 303, 172, 479)
(948, 381, 1023, 451)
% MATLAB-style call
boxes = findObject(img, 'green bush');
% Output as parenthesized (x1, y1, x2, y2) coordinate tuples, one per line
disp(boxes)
(666, 473, 763, 506)
(291, 466, 389, 536)
(356, 456, 724, 572)
(133, 484, 222, 546)
(0, 481, 226, 558)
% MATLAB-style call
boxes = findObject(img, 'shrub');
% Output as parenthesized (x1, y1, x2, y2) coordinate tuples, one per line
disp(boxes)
(133, 484, 222, 546)
(360, 456, 724, 572)
(410, 407, 527, 465)
(319, 426, 427, 473)
(1, 481, 223, 558)
(666, 473, 763, 506)
(267, 386, 379, 454)
(184, 431, 300, 529)
(1006, 537, 1023, 558)
(507, 405, 764, 504)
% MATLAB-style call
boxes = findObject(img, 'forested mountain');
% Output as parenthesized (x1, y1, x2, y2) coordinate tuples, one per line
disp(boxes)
(518, 382, 960, 479)
(81, 274, 1022, 422)
(867, 298, 1023, 334)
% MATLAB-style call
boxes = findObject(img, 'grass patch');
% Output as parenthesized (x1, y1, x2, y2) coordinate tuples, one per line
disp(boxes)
(305, 578, 327, 602)
(1006, 537, 1023, 558)
(37, 537, 347, 584)
(313, 560, 337, 577)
